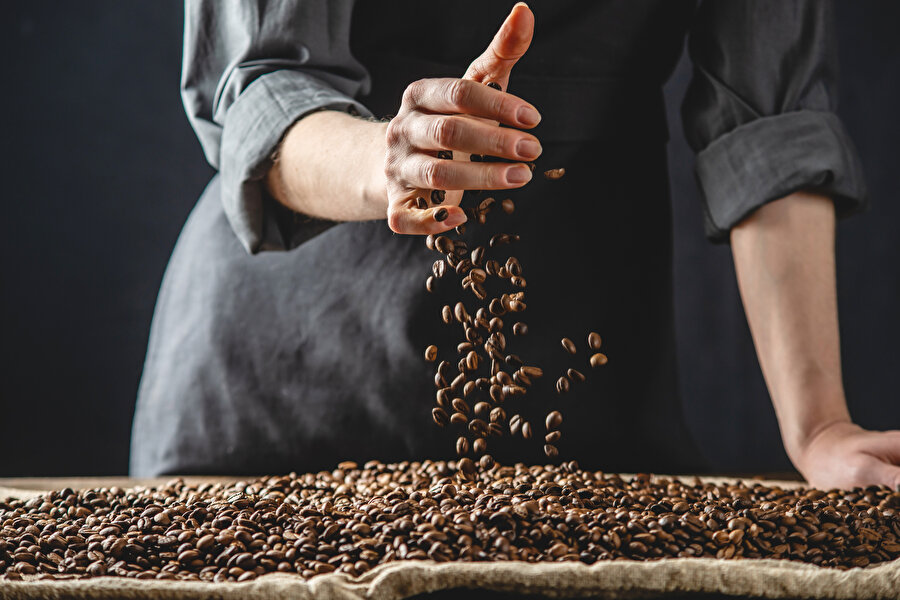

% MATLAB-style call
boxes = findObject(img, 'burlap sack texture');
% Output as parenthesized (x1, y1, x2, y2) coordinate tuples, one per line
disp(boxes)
(2, 482, 898, 600)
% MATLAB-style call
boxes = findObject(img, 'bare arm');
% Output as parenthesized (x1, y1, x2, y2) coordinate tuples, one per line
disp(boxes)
(732, 191, 900, 489)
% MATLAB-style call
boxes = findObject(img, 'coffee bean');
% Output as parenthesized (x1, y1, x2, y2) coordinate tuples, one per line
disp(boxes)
(473, 401, 491, 416)
(590, 353, 608, 368)
(509, 415, 522, 436)
(472, 437, 487, 455)
(545, 431, 561, 443)
(588, 332, 602, 350)
(432, 407, 449, 426)
(522, 421, 533, 439)
(426, 234, 435, 250)
(561, 338, 576, 354)
(434, 236, 454, 254)
(451, 397, 469, 414)
(455, 224, 467, 235)
(416, 196, 428, 210)
(484, 260, 501, 276)
(544, 444, 559, 458)
(479, 454, 495, 469)
(450, 412, 468, 426)
(425, 275, 436, 292)
(454, 302, 470, 324)
(546, 411, 563, 430)
(424, 345, 438, 362)
(506, 354, 524, 368)
(456, 437, 469, 455)
(567, 368, 585, 383)
(470, 154, 483, 162)
(431, 190, 446, 204)
(556, 376, 570, 394)
(501, 198, 515, 214)
(437, 150, 453, 160)
(457, 457, 475, 475)
(512, 322, 528, 336)
(486, 81, 502, 91)
(544, 168, 565, 180)
(434, 208, 449, 222)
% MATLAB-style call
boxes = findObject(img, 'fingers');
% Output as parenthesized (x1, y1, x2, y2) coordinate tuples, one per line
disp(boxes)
(464, 2, 534, 89)
(398, 154, 533, 191)
(403, 78, 540, 129)
(403, 113, 541, 161)
(872, 461, 900, 491)
(388, 203, 467, 235)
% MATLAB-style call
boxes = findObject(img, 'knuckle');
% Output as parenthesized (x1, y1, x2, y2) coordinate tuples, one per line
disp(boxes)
(484, 165, 506, 189)
(445, 78, 470, 110)
(431, 116, 458, 147)
(387, 209, 404, 233)
(491, 130, 510, 156)
(384, 119, 403, 147)
(421, 159, 449, 188)
(402, 79, 427, 107)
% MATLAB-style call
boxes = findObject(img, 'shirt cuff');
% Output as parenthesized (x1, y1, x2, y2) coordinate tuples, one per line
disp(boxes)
(220, 70, 373, 253)
(694, 110, 868, 243)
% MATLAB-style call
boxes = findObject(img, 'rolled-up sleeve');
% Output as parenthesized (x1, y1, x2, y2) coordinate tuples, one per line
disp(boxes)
(682, 0, 867, 243)
(181, 0, 373, 253)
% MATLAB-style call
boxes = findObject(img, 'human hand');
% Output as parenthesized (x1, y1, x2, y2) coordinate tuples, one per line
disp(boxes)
(384, 2, 541, 235)
(792, 421, 900, 490)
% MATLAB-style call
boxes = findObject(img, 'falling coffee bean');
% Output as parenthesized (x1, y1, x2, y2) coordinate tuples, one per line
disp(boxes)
(545, 431, 561, 443)
(546, 410, 563, 430)
(561, 338, 576, 354)
(544, 444, 559, 458)
(590, 353, 608, 368)
(544, 168, 565, 180)
(424, 345, 438, 362)
(512, 322, 528, 336)
(556, 376, 570, 394)
(479, 454, 495, 469)
(432, 407, 449, 427)
(588, 332, 602, 350)
(425, 275, 436, 292)
(501, 198, 515, 214)
(456, 437, 469, 455)
(434, 236, 454, 254)
(522, 421, 533, 440)
(567, 368, 585, 383)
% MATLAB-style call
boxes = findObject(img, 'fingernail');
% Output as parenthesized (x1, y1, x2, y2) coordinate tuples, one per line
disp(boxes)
(506, 165, 532, 184)
(515, 138, 542, 159)
(517, 105, 541, 127)
(445, 209, 467, 227)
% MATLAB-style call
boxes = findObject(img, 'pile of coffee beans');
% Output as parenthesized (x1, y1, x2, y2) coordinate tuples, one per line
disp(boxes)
(2, 462, 898, 582)
(423, 145, 608, 474)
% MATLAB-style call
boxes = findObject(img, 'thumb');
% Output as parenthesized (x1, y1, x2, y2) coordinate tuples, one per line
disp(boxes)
(463, 2, 534, 89)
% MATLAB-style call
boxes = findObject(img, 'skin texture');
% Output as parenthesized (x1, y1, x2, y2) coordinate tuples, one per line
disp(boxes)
(732, 191, 900, 490)
(266, 4, 900, 488)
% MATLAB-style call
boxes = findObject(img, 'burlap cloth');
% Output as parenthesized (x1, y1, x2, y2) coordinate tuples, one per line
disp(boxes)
(2, 480, 898, 600)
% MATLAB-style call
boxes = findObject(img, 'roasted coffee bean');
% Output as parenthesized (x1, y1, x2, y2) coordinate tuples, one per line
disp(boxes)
(472, 438, 488, 454)
(465, 351, 480, 371)
(590, 353, 608, 368)
(479, 454, 495, 469)
(556, 376, 570, 394)
(425, 275, 436, 292)
(546, 410, 563, 430)
(415, 196, 428, 210)
(424, 345, 438, 362)
(567, 368, 585, 383)
(545, 431, 561, 443)
(432, 407, 449, 427)
(508, 299, 526, 312)
(501, 198, 515, 214)
(486, 81, 502, 91)
(544, 168, 565, 179)
(455, 224, 467, 235)
(473, 401, 491, 416)
(457, 342, 474, 354)
(437, 150, 453, 160)
(512, 322, 528, 336)
(515, 421, 532, 441)
(449, 412, 468, 426)
(471, 246, 485, 266)
(561, 338, 576, 354)
(451, 398, 469, 414)
(463, 381, 477, 397)
(432, 260, 446, 279)
(434, 236, 454, 254)
(488, 298, 506, 315)
(456, 437, 469, 455)
(431, 189, 446, 204)
(543, 444, 559, 458)
(484, 260, 501, 276)
(469, 268, 487, 284)
(434, 208, 449, 222)
(457, 457, 476, 474)
(513, 371, 531, 387)
(505, 354, 524, 368)
(506, 257, 522, 276)
(509, 415, 522, 436)
(588, 332, 602, 350)
(489, 407, 506, 423)
(511, 276, 526, 288)
(488, 317, 503, 332)
(441, 305, 453, 324)
(426, 234, 436, 250)
(454, 302, 470, 324)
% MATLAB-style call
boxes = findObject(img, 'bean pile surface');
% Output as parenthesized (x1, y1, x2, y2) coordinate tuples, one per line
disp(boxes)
(2, 461, 899, 581)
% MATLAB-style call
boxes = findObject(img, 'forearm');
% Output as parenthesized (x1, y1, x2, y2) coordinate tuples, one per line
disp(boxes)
(730, 191, 851, 464)
(266, 110, 389, 221)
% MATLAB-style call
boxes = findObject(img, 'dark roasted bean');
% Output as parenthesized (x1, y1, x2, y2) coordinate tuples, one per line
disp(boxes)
(434, 208, 449, 222)
(556, 376, 570, 394)
(590, 353, 608, 368)
(501, 198, 515, 214)
(567, 368, 585, 383)
(544, 168, 565, 179)
(546, 411, 563, 430)
(512, 322, 528, 336)
(424, 345, 438, 362)
(431, 189, 446, 204)
(561, 338, 576, 354)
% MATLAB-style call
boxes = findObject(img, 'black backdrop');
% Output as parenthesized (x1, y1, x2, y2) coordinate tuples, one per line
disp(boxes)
(1, 2, 898, 477)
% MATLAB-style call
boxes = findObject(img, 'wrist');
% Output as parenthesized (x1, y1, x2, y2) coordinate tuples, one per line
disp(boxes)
(363, 120, 390, 214)
(773, 373, 851, 462)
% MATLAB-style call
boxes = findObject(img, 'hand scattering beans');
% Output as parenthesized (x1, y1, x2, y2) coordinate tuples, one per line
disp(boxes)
(424, 144, 607, 471)
(2, 462, 898, 582)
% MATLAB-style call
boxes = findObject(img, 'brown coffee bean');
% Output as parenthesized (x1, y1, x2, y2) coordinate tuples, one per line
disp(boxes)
(441, 305, 452, 324)
(456, 437, 469, 455)
(434, 208, 449, 222)
(450, 412, 468, 425)
(488, 317, 503, 332)
(463, 380, 477, 397)
(546, 410, 563, 429)
(454, 302, 470, 324)
(561, 338, 576, 354)
(465, 351, 479, 371)
(544, 444, 559, 458)
(473, 401, 491, 416)
(567, 368, 585, 383)
(544, 168, 565, 179)
(545, 431, 561, 443)
(425, 275, 436, 292)
(479, 454, 495, 469)
(424, 345, 438, 362)
(489, 407, 506, 423)
(425, 234, 436, 250)
(512, 322, 528, 336)
(457, 457, 475, 475)
(590, 353, 608, 368)
(432, 408, 449, 427)
(432, 260, 446, 279)
(508, 299, 526, 312)
(434, 236, 454, 254)
(431, 189, 446, 204)
(522, 421, 533, 439)
(451, 397, 469, 414)
(506, 354, 524, 368)
(501, 198, 515, 214)
(556, 376, 570, 394)
(473, 437, 487, 454)
(415, 196, 428, 210)
(509, 415, 522, 436)
(588, 332, 602, 350)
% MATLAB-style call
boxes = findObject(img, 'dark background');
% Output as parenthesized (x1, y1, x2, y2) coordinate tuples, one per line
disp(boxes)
(1, 2, 898, 477)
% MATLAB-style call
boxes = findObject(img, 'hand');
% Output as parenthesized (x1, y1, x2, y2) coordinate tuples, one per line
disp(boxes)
(792, 421, 900, 490)
(384, 2, 542, 235)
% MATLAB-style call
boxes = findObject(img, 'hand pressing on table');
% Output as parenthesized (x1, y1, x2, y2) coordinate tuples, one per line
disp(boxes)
(266, 3, 542, 235)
